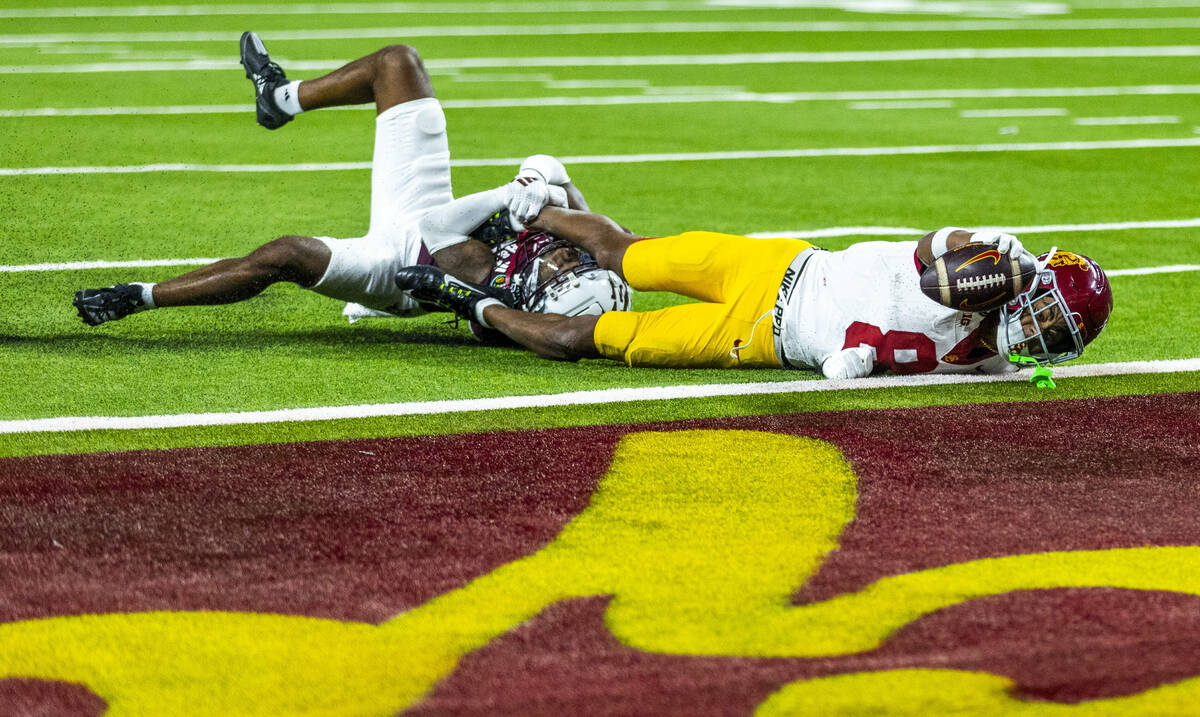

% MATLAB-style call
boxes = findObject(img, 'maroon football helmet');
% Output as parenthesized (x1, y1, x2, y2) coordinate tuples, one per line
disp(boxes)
(999, 249, 1113, 364)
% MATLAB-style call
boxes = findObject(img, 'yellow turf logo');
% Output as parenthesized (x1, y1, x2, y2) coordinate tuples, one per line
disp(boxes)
(2, 431, 1198, 714)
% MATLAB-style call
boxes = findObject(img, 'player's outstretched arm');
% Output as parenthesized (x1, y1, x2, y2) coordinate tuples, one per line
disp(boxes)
(917, 226, 1033, 267)
(519, 154, 589, 211)
(480, 305, 602, 361)
(419, 186, 512, 284)
(420, 177, 567, 284)
(916, 227, 973, 266)
(526, 207, 639, 279)
(394, 265, 604, 362)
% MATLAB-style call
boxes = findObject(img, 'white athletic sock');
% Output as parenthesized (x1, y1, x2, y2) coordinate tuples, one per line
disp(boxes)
(473, 297, 504, 329)
(273, 81, 304, 116)
(131, 282, 157, 310)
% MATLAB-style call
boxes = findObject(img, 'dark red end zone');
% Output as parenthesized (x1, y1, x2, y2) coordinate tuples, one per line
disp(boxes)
(1, 392, 1197, 715)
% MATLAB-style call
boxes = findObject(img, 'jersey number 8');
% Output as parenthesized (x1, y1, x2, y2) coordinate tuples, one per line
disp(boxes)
(843, 322, 939, 375)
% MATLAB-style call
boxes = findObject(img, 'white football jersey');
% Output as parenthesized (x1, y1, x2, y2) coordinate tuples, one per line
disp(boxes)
(780, 241, 1016, 375)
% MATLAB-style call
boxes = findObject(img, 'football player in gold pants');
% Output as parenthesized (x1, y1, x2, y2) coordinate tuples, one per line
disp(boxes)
(400, 206, 816, 369)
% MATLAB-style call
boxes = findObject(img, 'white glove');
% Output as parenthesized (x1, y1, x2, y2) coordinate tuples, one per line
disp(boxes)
(972, 231, 1035, 263)
(546, 184, 568, 208)
(821, 345, 876, 380)
(519, 154, 570, 186)
(504, 175, 550, 226)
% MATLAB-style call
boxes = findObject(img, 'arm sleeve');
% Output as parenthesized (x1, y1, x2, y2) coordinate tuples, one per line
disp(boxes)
(419, 187, 507, 254)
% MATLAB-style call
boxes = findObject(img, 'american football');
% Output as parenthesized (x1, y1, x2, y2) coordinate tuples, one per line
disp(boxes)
(920, 242, 1038, 312)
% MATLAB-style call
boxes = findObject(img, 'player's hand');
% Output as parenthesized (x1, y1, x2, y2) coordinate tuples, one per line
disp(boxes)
(821, 345, 876, 380)
(546, 184, 568, 208)
(519, 154, 570, 186)
(973, 231, 1036, 263)
(504, 175, 550, 227)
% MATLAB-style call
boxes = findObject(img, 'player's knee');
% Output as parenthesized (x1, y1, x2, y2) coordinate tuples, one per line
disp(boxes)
(249, 236, 323, 282)
(375, 44, 426, 80)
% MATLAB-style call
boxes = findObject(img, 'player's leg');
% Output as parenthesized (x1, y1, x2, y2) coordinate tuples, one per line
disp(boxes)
(151, 236, 330, 305)
(73, 236, 330, 326)
(623, 232, 814, 304)
(482, 299, 780, 368)
(240, 34, 435, 128)
(297, 44, 435, 114)
(590, 301, 781, 368)
(394, 265, 779, 367)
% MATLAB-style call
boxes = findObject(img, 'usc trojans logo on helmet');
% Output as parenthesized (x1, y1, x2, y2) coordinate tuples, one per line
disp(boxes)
(1048, 252, 1090, 271)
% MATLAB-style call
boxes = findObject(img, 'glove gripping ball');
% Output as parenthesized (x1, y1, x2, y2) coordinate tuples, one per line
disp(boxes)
(920, 242, 1037, 312)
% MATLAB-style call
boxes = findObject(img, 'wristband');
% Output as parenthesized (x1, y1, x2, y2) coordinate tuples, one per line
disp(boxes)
(969, 231, 1003, 244)
(930, 226, 965, 259)
(474, 297, 504, 328)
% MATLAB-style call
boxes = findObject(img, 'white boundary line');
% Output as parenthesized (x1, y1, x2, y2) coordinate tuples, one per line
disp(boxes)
(960, 107, 1069, 117)
(5, 212, 1198, 274)
(3, 358, 1196, 435)
(6, 138, 1200, 176)
(6, 84, 1200, 118)
(748, 217, 1200, 239)
(1107, 264, 1200, 276)
(0, 1, 714, 19)
(4, 258, 1194, 275)
(850, 100, 955, 109)
(0, 258, 225, 273)
(1074, 115, 1182, 125)
(8, 18, 1200, 45)
(5, 46, 1200, 74)
(0, 0, 1075, 17)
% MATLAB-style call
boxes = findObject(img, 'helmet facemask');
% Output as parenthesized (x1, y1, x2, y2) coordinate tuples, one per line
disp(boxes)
(515, 239, 631, 317)
(998, 253, 1086, 365)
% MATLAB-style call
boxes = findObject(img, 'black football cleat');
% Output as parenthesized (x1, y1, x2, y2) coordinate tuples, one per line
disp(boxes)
(468, 208, 519, 248)
(73, 284, 146, 326)
(239, 31, 291, 130)
(395, 266, 504, 321)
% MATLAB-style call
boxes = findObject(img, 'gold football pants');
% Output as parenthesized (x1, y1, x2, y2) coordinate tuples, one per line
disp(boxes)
(593, 231, 816, 368)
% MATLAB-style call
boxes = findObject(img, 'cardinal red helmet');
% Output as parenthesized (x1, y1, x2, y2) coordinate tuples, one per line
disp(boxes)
(999, 250, 1113, 364)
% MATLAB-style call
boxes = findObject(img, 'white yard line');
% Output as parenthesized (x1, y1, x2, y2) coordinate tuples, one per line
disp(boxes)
(960, 107, 1069, 117)
(0, 1, 714, 19)
(749, 218, 1200, 239)
(4, 84, 1198, 118)
(5, 46, 1200, 74)
(1, 358, 1195, 435)
(7, 18, 1200, 45)
(0, 258, 225, 273)
(1107, 265, 1200, 276)
(850, 100, 955, 109)
(1074, 115, 1182, 125)
(6, 137, 1200, 176)
(711, 0, 1067, 12)
(6, 216, 1197, 273)
(0, 0, 1082, 19)
(1074, 0, 1200, 7)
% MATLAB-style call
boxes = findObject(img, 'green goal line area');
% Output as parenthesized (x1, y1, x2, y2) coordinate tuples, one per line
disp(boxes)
(0, 372, 1195, 459)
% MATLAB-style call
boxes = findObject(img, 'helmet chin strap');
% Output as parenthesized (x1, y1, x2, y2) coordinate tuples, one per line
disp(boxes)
(1036, 246, 1058, 272)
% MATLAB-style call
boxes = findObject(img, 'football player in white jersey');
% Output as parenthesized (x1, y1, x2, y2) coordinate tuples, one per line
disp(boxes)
(395, 208, 1113, 379)
(73, 35, 628, 328)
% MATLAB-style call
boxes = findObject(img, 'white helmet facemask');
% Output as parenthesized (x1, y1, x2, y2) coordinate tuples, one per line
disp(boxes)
(517, 240, 631, 317)
(524, 264, 630, 316)
(995, 247, 1084, 365)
